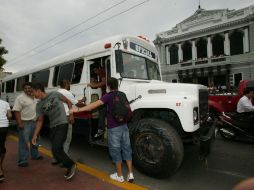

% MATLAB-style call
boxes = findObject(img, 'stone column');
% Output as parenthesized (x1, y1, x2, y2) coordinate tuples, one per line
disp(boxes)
(207, 36, 213, 58)
(244, 27, 250, 53)
(178, 43, 183, 62)
(224, 32, 230, 55)
(192, 40, 197, 60)
(158, 45, 165, 65)
(166, 46, 170, 65)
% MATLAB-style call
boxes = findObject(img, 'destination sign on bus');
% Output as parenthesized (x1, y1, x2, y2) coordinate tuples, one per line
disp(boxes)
(130, 42, 156, 59)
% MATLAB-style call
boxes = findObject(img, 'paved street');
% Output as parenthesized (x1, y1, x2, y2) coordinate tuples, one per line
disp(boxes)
(70, 134, 254, 190)
(8, 127, 254, 190)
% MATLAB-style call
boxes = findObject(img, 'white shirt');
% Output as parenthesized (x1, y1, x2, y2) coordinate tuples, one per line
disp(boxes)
(0, 99, 11, 128)
(12, 93, 37, 120)
(58, 88, 78, 116)
(237, 95, 254, 113)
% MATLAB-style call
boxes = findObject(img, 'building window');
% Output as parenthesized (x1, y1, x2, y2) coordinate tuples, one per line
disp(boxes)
(182, 77, 193, 83)
(169, 44, 178, 65)
(1, 82, 5, 93)
(214, 75, 226, 87)
(32, 69, 50, 87)
(234, 73, 242, 87)
(196, 38, 207, 59)
(198, 76, 208, 86)
(182, 41, 192, 62)
(212, 34, 224, 57)
(230, 30, 244, 55)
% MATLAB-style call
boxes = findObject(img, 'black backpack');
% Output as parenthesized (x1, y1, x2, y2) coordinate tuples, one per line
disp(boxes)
(111, 91, 133, 124)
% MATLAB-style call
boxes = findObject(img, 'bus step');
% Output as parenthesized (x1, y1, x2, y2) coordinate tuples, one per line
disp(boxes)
(90, 139, 108, 147)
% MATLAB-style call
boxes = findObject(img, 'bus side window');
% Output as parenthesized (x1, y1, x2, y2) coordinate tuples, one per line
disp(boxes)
(52, 66, 59, 87)
(6, 80, 15, 93)
(57, 62, 74, 86)
(72, 59, 84, 84)
(32, 69, 50, 87)
(16, 75, 29, 91)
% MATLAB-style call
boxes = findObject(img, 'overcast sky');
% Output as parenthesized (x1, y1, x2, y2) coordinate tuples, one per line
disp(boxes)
(0, 0, 253, 73)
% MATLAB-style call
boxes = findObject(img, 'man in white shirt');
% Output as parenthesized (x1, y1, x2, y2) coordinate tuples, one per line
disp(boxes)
(52, 80, 85, 165)
(0, 99, 12, 182)
(237, 88, 254, 113)
(13, 82, 43, 167)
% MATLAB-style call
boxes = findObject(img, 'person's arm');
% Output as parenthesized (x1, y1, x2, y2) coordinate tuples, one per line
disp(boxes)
(60, 95, 72, 110)
(14, 111, 24, 129)
(13, 97, 23, 129)
(70, 100, 104, 114)
(7, 110, 12, 120)
(60, 95, 75, 123)
(88, 77, 106, 88)
(32, 115, 44, 145)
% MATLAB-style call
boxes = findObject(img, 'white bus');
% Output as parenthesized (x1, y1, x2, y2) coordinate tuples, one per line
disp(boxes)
(1, 35, 212, 178)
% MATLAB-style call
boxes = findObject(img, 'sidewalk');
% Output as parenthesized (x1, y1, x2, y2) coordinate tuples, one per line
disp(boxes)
(0, 136, 147, 190)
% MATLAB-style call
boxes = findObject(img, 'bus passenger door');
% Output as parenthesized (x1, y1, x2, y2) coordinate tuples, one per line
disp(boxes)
(86, 56, 110, 145)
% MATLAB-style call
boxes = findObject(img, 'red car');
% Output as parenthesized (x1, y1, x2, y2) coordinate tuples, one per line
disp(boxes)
(209, 80, 254, 116)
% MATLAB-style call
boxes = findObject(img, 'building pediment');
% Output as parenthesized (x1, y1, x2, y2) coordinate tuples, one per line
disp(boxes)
(181, 8, 227, 25)
(156, 4, 254, 40)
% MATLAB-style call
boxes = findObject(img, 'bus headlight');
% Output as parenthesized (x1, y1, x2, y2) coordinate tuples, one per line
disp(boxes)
(193, 107, 199, 125)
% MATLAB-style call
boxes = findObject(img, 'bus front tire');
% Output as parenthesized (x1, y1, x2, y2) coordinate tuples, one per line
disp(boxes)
(131, 118, 184, 178)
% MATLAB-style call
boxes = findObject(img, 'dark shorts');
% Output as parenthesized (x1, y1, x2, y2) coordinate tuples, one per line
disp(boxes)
(0, 127, 8, 155)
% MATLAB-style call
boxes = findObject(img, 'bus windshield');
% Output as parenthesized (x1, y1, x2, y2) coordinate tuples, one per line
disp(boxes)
(119, 52, 161, 80)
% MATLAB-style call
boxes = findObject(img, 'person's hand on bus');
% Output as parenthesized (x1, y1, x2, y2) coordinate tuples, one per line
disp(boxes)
(87, 82, 94, 88)
(78, 96, 86, 103)
(69, 108, 78, 114)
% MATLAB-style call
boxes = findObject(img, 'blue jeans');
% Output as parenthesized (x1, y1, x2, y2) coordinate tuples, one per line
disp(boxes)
(18, 120, 41, 164)
(108, 124, 132, 163)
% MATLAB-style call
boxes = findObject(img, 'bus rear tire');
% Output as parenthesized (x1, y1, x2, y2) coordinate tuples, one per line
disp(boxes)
(131, 118, 184, 178)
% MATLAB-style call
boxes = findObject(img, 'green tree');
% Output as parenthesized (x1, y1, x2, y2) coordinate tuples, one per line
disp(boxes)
(0, 38, 8, 68)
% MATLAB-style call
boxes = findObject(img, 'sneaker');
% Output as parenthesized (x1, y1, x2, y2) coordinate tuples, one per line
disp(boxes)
(64, 164, 76, 180)
(94, 129, 105, 138)
(127, 173, 134, 183)
(33, 156, 43, 160)
(51, 160, 60, 166)
(0, 174, 4, 182)
(18, 162, 28, 167)
(59, 163, 65, 168)
(110, 173, 124, 183)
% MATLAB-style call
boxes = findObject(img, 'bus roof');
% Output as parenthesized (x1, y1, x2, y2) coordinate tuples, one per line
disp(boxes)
(3, 35, 157, 81)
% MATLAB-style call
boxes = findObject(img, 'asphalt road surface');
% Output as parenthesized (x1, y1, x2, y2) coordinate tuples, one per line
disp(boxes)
(10, 127, 254, 190)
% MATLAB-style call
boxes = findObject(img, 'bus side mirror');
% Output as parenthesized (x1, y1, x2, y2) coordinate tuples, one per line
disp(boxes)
(115, 50, 123, 73)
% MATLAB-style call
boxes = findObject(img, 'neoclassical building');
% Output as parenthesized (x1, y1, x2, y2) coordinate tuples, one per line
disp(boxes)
(154, 4, 254, 88)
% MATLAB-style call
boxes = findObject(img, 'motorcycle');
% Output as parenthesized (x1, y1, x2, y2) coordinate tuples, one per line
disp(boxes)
(216, 112, 254, 142)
